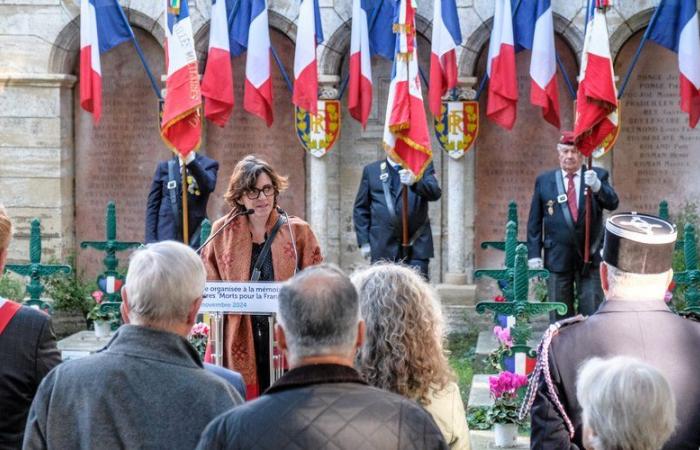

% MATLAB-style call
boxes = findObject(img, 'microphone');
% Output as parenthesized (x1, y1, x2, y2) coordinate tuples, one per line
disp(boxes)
(196, 208, 254, 254)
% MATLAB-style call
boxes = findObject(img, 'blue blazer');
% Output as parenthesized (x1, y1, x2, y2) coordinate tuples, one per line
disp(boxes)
(353, 160, 441, 261)
(145, 154, 219, 248)
(526, 167, 619, 273)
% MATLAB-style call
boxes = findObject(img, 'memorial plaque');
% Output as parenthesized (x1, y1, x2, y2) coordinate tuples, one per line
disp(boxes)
(613, 31, 700, 216)
(74, 28, 165, 277)
(206, 31, 306, 220)
(474, 37, 577, 269)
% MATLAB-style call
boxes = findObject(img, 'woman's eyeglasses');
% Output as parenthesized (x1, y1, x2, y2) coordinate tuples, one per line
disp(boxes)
(244, 185, 276, 200)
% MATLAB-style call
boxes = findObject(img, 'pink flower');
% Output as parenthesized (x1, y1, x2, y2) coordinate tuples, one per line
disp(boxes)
(493, 326, 513, 348)
(92, 291, 104, 304)
(489, 371, 529, 399)
(190, 322, 209, 337)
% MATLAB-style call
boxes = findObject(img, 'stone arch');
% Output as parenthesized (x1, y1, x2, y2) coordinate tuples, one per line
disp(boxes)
(459, 12, 581, 76)
(609, 7, 654, 60)
(48, 8, 163, 75)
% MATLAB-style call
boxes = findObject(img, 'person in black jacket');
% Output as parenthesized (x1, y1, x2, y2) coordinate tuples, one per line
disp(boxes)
(145, 152, 219, 248)
(0, 205, 61, 450)
(353, 157, 441, 279)
(196, 264, 448, 450)
(526, 132, 618, 320)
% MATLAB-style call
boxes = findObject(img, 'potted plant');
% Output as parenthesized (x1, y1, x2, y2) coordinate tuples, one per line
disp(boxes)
(188, 322, 209, 360)
(86, 291, 115, 338)
(488, 371, 528, 447)
(489, 325, 513, 371)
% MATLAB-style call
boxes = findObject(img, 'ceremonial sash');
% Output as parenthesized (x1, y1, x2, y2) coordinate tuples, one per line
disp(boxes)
(0, 298, 22, 336)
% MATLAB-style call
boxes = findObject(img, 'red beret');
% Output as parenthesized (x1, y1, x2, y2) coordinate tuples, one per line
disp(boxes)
(559, 131, 575, 145)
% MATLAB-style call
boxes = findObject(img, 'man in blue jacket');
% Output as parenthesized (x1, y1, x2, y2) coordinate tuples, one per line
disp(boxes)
(145, 152, 218, 248)
(353, 157, 441, 279)
(527, 132, 619, 320)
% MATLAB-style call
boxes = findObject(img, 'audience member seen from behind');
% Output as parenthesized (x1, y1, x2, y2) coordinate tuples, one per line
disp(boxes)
(352, 263, 470, 450)
(23, 241, 243, 450)
(197, 264, 448, 450)
(576, 356, 676, 450)
(0, 205, 61, 450)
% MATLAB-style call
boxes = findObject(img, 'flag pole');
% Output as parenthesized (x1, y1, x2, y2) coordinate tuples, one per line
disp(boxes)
(181, 161, 190, 245)
(114, 0, 163, 101)
(584, 155, 592, 267)
(402, 187, 409, 260)
(617, 2, 663, 99)
(270, 44, 294, 93)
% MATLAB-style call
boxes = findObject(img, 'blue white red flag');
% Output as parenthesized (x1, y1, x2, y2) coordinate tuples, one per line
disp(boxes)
(485, 0, 518, 130)
(428, 0, 461, 117)
(79, 0, 131, 123)
(513, 0, 560, 128)
(161, 0, 202, 158)
(201, 0, 234, 127)
(293, 0, 324, 114)
(573, 2, 618, 157)
(382, 0, 431, 179)
(348, 0, 373, 128)
(648, 0, 700, 128)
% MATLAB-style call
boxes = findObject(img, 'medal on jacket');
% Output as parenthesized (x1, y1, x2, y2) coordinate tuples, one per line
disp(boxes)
(379, 162, 389, 182)
(557, 194, 567, 204)
(546, 200, 555, 216)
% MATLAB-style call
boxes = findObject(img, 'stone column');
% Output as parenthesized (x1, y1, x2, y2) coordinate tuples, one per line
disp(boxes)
(306, 75, 340, 257)
(444, 77, 477, 285)
(0, 73, 77, 262)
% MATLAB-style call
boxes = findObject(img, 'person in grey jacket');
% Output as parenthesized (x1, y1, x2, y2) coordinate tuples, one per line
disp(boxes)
(197, 264, 448, 450)
(23, 241, 243, 450)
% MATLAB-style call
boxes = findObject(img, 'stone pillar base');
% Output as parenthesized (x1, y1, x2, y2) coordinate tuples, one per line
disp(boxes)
(444, 272, 468, 285)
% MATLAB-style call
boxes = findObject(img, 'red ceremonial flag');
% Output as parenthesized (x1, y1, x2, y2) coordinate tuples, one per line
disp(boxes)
(161, 0, 202, 158)
(573, 3, 618, 157)
(382, 0, 432, 179)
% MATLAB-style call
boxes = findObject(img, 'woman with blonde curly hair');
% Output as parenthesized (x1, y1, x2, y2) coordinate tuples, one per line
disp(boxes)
(351, 263, 470, 449)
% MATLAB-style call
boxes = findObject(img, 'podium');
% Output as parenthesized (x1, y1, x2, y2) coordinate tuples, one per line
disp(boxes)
(201, 281, 284, 383)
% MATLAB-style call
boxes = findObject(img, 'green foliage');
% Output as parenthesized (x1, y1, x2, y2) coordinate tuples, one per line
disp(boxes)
(467, 407, 491, 430)
(531, 277, 548, 302)
(446, 328, 479, 407)
(487, 397, 522, 425)
(86, 303, 117, 322)
(0, 273, 25, 300)
(44, 255, 94, 315)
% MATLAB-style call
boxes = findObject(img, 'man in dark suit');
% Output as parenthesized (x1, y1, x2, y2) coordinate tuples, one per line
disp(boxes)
(353, 157, 441, 279)
(0, 209, 61, 449)
(145, 152, 218, 248)
(527, 132, 618, 320)
(527, 212, 700, 450)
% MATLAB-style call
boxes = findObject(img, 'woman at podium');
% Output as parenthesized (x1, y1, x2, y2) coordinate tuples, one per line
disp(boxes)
(201, 155, 323, 398)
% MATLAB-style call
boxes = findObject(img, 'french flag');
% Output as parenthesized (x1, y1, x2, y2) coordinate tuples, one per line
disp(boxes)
(573, 1, 618, 157)
(648, 0, 700, 128)
(201, 0, 234, 127)
(485, 0, 518, 130)
(79, 0, 131, 124)
(383, 0, 432, 179)
(293, 0, 324, 114)
(513, 0, 560, 128)
(161, 0, 202, 158)
(348, 0, 373, 128)
(428, 0, 461, 117)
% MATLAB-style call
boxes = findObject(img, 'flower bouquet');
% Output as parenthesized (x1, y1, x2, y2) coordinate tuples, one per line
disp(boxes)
(189, 322, 209, 359)
(86, 291, 116, 337)
(488, 326, 513, 371)
(488, 371, 529, 446)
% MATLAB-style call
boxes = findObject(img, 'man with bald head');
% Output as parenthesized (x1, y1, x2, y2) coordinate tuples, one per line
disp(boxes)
(197, 264, 447, 450)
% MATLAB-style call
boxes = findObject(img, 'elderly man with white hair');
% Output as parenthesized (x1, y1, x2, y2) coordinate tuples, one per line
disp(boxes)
(526, 212, 700, 450)
(23, 241, 243, 450)
(576, 356, 677, 450)
(196, 264, 448, 450)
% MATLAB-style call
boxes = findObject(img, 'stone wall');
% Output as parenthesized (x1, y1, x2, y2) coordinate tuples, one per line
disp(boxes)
(1, 0, 697, 282)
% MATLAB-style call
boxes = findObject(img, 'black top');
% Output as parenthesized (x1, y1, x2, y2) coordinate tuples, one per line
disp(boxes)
(250, 241, 275, 282)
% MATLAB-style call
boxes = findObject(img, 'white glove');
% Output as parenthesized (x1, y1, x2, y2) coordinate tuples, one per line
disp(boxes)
(528, 258, 543, 270)
(360, 244, 371, 260)
(584, 169, 601, 193)
(398, 169, 416, 186)
(179, 151, 196, 166)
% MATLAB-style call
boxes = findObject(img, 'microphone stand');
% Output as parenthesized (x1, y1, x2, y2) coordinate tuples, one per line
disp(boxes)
(196, 208, 254, 255)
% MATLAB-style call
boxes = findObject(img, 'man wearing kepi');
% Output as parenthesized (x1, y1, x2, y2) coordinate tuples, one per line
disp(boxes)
(527, 131, 619, 320)
(23, 241, 242, 450)
(197, 264, 448, 450)
(353, 157, 441, 279)
(525, 212, 700, 450)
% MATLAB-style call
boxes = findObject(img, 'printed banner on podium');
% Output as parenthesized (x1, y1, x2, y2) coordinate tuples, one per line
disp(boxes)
(201, 281, 281, 314)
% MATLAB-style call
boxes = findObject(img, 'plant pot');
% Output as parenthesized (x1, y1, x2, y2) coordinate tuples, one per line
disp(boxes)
(94, 321, 112, 338)
(494, 422, 518, 447)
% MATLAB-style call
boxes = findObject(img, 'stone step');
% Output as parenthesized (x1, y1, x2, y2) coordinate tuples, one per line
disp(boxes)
(469, 429, 530, 449)
(435, 283, 477, 306)
(467, 374, 494, 408)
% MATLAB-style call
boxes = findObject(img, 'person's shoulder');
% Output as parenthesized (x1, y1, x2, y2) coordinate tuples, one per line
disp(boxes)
(196, 153, 219, 167)
(544, 315, 590, 349)
(14, 304, 51, 324)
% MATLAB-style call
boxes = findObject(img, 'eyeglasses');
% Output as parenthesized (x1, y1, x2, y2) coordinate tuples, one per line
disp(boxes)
(244, 184, 276, 200)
